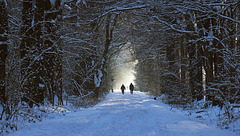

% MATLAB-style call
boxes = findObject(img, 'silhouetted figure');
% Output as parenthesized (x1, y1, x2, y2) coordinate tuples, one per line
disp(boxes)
(121, 84, 126, 95)
(129, 83, 134, 94)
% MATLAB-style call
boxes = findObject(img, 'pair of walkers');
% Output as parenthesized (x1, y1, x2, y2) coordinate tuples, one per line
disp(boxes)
(121, 83, 134, 95)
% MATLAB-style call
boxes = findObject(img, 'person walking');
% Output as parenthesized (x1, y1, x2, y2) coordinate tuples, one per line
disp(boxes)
(130, 83, 134, 94)
(121, 84, 126, 95)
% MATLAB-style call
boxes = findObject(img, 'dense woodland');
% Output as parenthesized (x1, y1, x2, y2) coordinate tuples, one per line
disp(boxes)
(0, 0, 240, 133)
(134, 0, 240, 108)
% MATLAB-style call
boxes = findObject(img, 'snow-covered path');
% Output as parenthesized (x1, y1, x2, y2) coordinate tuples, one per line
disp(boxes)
(9, 91, 234, 136)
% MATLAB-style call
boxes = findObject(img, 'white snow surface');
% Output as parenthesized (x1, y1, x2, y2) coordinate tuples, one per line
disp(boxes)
(8, 91, 235, 136)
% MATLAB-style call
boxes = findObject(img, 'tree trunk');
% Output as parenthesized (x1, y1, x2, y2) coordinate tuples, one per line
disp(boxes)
(0, 0, 8, 104)
(20, 0, 34, 107)
(43, 0, 62, 105)
(186, 12, 203, 101)
(32, 0, 45, 105)
(94, 14, 118, 98)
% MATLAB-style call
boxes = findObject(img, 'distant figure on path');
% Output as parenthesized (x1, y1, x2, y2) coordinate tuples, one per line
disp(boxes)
(129, 83, 134, 94)
(121, 84, 126, 95)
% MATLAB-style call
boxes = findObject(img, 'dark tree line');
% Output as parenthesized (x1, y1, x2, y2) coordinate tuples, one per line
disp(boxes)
(0, 0, 148, 133)
(20, 0, 63, 107)
(1, 0, 239, 133)
(0, 0, 105, 119)
(133, 0, 240, 121)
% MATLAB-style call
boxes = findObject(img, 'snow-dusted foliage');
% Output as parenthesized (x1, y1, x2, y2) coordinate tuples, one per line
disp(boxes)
(132, 0, 240, 130)
(1, 0, 149, 134)
(94, 69, 103, 88)
(1, 0, 240, 135)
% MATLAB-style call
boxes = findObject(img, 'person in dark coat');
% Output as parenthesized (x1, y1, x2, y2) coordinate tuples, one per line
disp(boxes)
(129, 83, 134, 94)
(121, 84, 126, 95)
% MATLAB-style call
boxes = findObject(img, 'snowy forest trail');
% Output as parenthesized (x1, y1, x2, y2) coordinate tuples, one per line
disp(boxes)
(9, 91, 234, 136)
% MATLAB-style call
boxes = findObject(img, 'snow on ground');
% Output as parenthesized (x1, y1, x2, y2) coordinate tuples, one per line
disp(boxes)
(8, 91, 235, 136)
